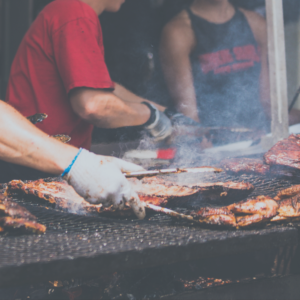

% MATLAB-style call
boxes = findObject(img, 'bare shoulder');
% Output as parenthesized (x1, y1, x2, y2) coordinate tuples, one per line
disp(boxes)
(239, 8, 267, 46)
(161, 10, 195, 49)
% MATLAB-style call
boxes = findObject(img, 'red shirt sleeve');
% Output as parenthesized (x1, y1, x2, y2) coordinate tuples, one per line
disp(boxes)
(52, 17, 114, 93)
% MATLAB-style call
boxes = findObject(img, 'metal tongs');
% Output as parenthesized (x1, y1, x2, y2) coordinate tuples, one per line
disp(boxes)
(124, 166, 222, 223)
(144, 203, 198, 223)
(124, 166, 222, 178)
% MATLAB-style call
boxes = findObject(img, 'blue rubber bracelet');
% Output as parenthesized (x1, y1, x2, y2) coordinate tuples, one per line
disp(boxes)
(61, 148, 83, 177)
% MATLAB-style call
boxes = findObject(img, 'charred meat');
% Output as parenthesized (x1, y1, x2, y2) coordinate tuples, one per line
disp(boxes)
(264, 134, 300, 170)
(0, 194, 45, 234)
(220, 158, 270, 175)
(129, 177, 254, 203)
(8, 179, 168, 217)
(271, 194, 300, 222)
(228, 196, 278, 228)
(191, 207, 236, 227)
(274, 185, 300, 201)
(0, 217, 46, 234)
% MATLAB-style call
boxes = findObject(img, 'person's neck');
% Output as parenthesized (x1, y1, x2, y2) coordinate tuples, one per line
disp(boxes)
(79, 0, 105, 16)
(191, 0, 235, 24)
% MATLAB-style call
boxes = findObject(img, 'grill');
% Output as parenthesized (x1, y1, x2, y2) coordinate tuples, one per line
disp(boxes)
(0, 172, 299, 287)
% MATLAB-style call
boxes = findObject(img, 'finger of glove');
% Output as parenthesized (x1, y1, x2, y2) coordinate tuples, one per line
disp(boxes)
(126, 191, 146, 220)
(121, 181, 145, 219)
(114, 158, 145, 173)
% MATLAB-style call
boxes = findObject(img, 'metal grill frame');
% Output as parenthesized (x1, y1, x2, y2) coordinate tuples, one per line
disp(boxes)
(0, 173, 299, 287)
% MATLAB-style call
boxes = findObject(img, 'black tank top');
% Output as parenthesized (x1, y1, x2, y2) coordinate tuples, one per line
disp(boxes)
(186, 6, 267, 129)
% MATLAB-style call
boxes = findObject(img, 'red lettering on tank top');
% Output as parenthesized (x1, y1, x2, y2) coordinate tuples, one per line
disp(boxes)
(199, 44, 260, 75)
(200, 49, 233, 74)
(233, 45, 260, 62)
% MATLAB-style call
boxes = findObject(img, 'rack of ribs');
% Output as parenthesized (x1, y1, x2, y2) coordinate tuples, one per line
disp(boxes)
(0, 193, 46, 234)
(270, 186, 300, 222)
(191, 207, 236, 227)
(219, 158, 270, 175)
(264, 134, 300, 170)
(129, 177, 254, 202)
(7, 177, 254, 218)
(7, 179, 168, 217)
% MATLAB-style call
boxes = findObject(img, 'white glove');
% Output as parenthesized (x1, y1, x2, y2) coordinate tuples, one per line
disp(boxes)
(143, 102, 173, 142)
(64, 149, 146, 219)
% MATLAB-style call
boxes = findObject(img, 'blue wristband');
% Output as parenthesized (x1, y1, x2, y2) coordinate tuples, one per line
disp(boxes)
(61, 148, 83, 177)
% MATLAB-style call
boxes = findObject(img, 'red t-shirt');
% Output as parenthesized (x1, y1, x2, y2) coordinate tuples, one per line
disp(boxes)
(6, 0, 114, 149)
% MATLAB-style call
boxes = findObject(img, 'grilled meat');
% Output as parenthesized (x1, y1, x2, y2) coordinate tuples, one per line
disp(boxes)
(192, 207, 236, 227)
(228, 196, 278, 227)
(274, 185, 300, 201)
(27, 113, 48, 124)
(8, 179, 168, 217)
(0, 197, 37, 220)
(271, 194, 300, 222)
(0, 217, 46, 234)
(130, 177, 254, 202)
(264, 134, 300, 170)
(220, 158, 270, 175)
(228, 196, 278, 217)
(0, 194, 45, 234)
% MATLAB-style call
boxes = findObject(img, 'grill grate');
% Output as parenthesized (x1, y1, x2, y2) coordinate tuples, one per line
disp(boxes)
(0, 172, 299, 286)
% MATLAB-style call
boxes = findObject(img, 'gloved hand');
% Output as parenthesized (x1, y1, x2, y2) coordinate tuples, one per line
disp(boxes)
(64, 149, 146, 219)
(142, 102, 173, 142)
(164, 107, 202, 128)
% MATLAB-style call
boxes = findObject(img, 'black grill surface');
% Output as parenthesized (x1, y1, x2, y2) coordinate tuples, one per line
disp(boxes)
(0, 173, 300, 286)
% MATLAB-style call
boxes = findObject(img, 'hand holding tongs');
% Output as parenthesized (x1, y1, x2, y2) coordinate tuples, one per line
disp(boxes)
(124, 166, 222, 178)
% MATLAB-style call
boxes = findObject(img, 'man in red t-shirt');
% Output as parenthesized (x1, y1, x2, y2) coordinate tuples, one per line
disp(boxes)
(6, 0, 172, 152)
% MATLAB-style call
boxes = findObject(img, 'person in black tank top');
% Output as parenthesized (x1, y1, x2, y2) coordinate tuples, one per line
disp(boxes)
(160, 0, 271, 130)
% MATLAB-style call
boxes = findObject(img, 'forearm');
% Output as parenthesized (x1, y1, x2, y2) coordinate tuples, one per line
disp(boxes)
(113, 83, 166, 112)
(70, 88, 151, 128)
(0, 102, 77, 174)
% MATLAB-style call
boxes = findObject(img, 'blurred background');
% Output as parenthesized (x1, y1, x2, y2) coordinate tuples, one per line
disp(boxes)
(1, 0, 300, 107)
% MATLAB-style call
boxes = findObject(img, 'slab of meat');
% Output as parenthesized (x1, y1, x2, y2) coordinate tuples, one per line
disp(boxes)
(7, 179, 167, 217)
(129, 177, 254, 203)
(0, 194, 45, 234)
(220, 158, 270, 175)
(0, 217, 46, 234)
(274, 185, 300, 201)
(264, 134, 300, 170)
(271, 194, 300, 222)
(189, 196, 278, 228)
(191, 207, 236, 227)
(0, 196, 37, 220)
(228, 196, 278, 228)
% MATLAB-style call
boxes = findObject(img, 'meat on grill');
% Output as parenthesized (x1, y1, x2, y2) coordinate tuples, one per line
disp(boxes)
(228, 196, 278, 227)
(274, 185, 300, 201)
(190, 196, 278, 228)
(192, 207, 236, 227)
(0, 196, 37, 220)
(271, 194, 300, 222)
(0, 194, 45, 234)
(7, 179, 168, 217)
(264, 134, 300, 170)
(0, 217, 46, 234)
(129, 177, 254, 201)
(220, 158, 270, 175)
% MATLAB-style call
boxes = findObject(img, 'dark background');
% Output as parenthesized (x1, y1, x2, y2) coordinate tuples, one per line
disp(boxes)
(0, 0, 300, 105)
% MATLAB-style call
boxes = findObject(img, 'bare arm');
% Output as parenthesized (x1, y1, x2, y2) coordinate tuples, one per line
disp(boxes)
(241, 9, 271, 120)
(69, 88, 151, 128)
(0, 101, 77, 174)
(160, 12, 200, 122)
(113, 83, 166, 112)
